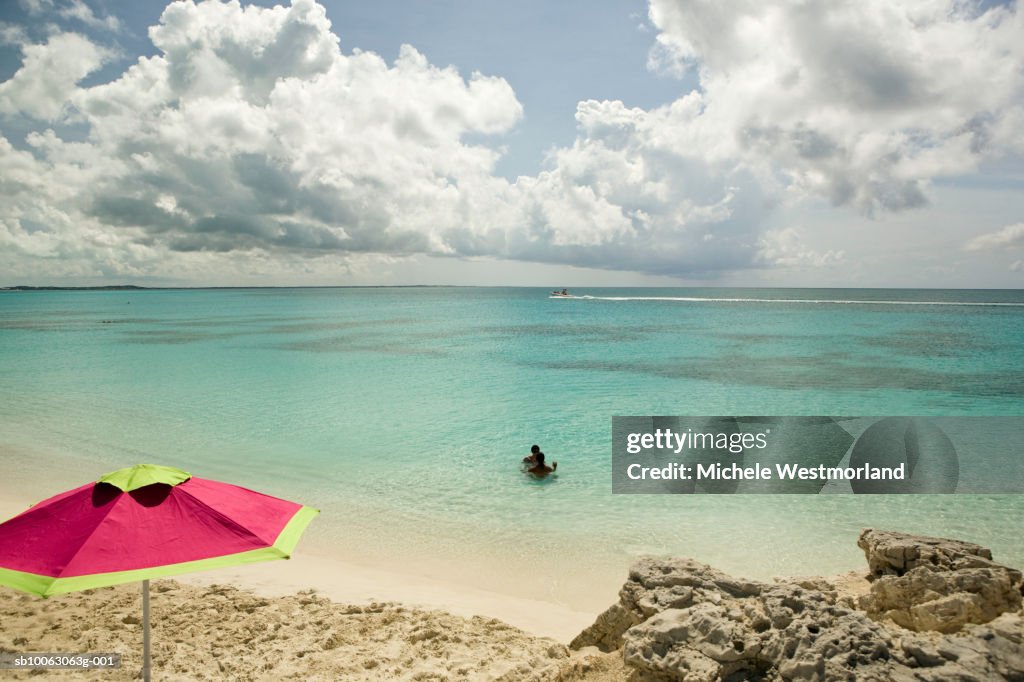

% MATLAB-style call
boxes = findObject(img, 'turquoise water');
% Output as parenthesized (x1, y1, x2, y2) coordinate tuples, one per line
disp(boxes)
(1, 287, 1022, 608)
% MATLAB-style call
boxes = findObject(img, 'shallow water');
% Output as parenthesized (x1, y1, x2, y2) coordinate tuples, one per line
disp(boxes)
(1, 287, 1022, 609)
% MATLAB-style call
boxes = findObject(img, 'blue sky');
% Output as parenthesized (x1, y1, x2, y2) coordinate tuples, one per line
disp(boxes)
(0, 0, 1022, 287)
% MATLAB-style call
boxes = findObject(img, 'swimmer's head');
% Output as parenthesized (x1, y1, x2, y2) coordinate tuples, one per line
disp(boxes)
(530, 445, 540, 454)
(535, 452, 545, 466)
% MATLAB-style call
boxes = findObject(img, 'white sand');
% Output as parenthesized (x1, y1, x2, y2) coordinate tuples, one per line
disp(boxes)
(179, 551, 598, 642)
(0, 579, 628, 681)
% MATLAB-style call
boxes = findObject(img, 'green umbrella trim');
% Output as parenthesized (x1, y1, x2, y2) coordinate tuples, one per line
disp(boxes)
(98, 464, 192, 492)
(0, 505, 319, 597)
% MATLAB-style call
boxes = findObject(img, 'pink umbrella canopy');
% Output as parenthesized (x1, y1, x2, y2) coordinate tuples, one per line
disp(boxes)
(0, 464, 319, 596)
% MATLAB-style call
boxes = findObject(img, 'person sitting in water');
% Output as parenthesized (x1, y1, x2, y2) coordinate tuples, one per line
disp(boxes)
(523, 444, 541, 464)
(527, 451, 557, 477)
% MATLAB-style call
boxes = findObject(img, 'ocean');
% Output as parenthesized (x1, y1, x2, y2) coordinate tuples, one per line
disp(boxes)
(1, 287, 1022, 611)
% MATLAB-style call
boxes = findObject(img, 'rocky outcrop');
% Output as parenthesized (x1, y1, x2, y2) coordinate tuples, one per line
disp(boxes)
(858, 529, 1023, 633)
(857, 528, 1011, 577)
(570, 557, 760, 653)
(572, 531, 1024, 681)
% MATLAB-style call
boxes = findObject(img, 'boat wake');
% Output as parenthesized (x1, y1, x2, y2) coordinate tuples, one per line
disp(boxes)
(550, 295, 1024, 307)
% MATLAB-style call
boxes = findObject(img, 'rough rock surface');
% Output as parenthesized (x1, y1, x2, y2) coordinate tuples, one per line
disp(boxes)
(857, 528, 1012, 578)
(858, 528, 1023, 633)
(570, 557, 760, 654)
(572, 531, 1024, 681)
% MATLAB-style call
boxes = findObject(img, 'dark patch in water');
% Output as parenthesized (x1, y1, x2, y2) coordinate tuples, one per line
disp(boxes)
(709, 332, 835, 344)
(476, 323, 689, 344)
(273, 334, 446, 358)
(151, 315, 314, 329)
(527, 356, 1024, 399)
(859, 329, 999, 358)
(266, 318, 419, 334)
(119, 330, 251, 344)
(0, 320, 94, 331)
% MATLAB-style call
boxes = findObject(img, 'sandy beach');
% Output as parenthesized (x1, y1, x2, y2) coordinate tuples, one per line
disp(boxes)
(0, 580, 627, 681)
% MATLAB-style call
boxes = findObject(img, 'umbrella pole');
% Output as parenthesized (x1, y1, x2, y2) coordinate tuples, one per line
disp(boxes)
(142, 579, 151, 682)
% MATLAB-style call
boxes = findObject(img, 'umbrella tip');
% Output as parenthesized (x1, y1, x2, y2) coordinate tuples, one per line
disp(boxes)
(98, 464, 192, 492)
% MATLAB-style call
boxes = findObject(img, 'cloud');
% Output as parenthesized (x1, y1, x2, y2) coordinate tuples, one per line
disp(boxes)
(757, 228, 844, 268)
(18, 0, 54, 14)
(0, 24, 30, 46)
(500, 0, 1024, 276)
(0, 0, 1023, 284)
(0, 0, 526, 280)
(58, 0, 122, 33)
(644, 0, 1024, 214)
(18, 0, 120, 32)
(498, 97, 771, 275)
(964, 222, 1024, 251)
(0, 32, 113, 120)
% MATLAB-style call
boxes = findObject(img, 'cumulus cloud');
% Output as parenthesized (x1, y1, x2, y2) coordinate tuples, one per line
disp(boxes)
(493, 0, 1024, 277)
(502, 0, 1024, 276)
(0, 32, 113, 120)
(511, 0, 1024, 275)
(0, 0, 526, 279)
(645, 0, 1024, 214)
(0, 0, 1022, 283)
(757, 228, 844, 268)
(964, 222, 1024, 251)
(500, 97, 770, 275)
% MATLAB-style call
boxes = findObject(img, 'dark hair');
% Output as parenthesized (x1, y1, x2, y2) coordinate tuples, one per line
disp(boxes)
(535, 452, 545, 466)
(530, 445, 540, 454)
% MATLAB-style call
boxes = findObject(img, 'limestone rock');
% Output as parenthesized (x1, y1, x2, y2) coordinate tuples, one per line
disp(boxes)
(568, 602, 637, 652)
(891, 612, 1024, 681)
(857, 528, 1007, 577)
(858, 529, 1023, 633)
(571, 557, 759, 652)
(620, 580, 898, 681)
(573, 530, 1024, 681)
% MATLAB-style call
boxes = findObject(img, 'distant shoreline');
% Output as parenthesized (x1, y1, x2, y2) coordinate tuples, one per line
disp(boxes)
(1, 285, 151, 291)
(0, 284, 469, 291)
(2, 284, 1022, 291)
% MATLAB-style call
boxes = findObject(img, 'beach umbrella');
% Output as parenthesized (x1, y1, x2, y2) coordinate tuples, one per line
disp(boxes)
(0, 464, 319, 681)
